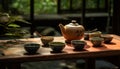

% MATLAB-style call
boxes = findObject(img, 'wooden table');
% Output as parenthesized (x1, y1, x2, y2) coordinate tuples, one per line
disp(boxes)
(0, 34, 120, 69)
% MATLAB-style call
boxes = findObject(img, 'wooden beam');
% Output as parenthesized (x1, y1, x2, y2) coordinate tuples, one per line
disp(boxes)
(30, 0, 35, 37)
(81, 0, 86, 25)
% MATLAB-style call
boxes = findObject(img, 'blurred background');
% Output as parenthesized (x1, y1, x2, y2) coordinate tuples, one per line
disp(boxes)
(0, 0, 116, 37)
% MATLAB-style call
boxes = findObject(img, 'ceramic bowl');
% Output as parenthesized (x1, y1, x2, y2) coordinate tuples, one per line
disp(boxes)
(101, 35, 113, 43)
(24, 43, 40, 54)
(49, 42, 65, 52)
(90, 37, 104, 47)
(41, 36, 54, 47)
(71, 40, 86, 51)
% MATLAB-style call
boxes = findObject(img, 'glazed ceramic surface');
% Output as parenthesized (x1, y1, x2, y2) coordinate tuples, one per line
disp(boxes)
(24, 43, 40, 54)
(101, 35, 113, 43)
(90, 37, 104, 47)
(71, 40, 86, 51)
(59, 20, 85, 41)
(41, 36, 54, 47)
(49, 42, 65, 52)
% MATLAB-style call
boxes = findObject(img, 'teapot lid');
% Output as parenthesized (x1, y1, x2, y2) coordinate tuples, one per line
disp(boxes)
(71, 20, 77, 23)
(66, 20, 79, 26)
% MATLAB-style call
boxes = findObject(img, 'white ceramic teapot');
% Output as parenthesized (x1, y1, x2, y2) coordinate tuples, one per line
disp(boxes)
(59, 20, 85, 42)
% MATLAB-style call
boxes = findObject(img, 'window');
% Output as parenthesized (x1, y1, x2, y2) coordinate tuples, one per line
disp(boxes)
(58, 0, 111, 14)
(58, 0, 82, 13)
(10, 0, 30, 15)
(86, 0, 108, 12)
(10, 0, 57, 15)
(34, 0, 57, 14)
(0, 0, 113, 15)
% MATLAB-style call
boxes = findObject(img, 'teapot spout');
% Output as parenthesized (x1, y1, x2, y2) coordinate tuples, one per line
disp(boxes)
(59, 24, 66, 35)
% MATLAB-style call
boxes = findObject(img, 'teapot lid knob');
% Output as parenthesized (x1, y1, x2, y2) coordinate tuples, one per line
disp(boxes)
(71, 20, 77, 23)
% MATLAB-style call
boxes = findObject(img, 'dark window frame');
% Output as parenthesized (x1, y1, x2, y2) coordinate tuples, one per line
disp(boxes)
(57, 0, 110, 14)
(0, 0, 112, 14)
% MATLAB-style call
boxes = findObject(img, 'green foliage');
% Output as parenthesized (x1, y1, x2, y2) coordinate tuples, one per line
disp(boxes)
(72, 0, 82, 9)
(34, 0, 57, 14)
(61, 0, 70, 10)
(9, 0, 108, 14)
(10, 0, 57, 14)
(0, 12, 30, 37)
(11, 0, 30, 15)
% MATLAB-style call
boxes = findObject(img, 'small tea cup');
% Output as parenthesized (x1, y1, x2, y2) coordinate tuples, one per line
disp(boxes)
(49, 42, 65, 52)
(71, 40, 86, 51)
(101, 35, 113, 43)
(90, 37, 104, 47)
(41, 36, 54, 47)
(24, 43, 40, 54)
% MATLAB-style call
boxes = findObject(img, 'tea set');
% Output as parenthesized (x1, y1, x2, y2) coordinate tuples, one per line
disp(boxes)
(24, 20, 113, 54)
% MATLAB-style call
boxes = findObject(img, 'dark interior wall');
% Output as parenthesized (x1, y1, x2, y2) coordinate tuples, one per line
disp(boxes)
(85, 17, 108, 32)
(16, 14, 109, 35)
(31, 19, 70, 32)
(22, 16, 108, 33)
(112, 0, 120, 35)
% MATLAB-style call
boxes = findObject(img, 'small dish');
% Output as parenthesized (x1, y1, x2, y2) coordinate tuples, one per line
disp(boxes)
(71, 40, 86, 51)
(49, 42, 65, 52)
(24, 43, 40, 54)
(90, 37, 104, 47)
(41, 36, 54, 47)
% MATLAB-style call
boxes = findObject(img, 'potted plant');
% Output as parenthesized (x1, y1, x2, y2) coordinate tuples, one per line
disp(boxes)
(0, 12, 31, 37)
